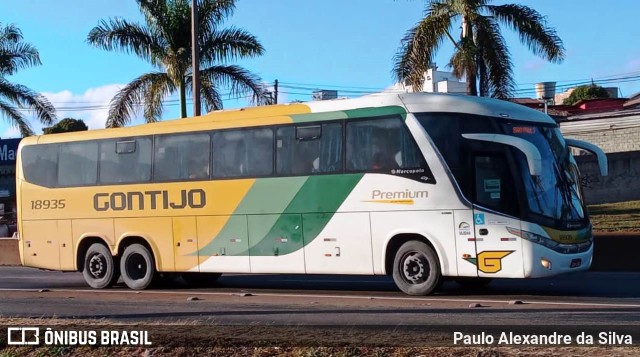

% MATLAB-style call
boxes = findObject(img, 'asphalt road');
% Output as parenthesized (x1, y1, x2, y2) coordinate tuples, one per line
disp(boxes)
(1, 266, 640, 328)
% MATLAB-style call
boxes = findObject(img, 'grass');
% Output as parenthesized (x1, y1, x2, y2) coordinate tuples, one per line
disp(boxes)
(588, 200, 640, 232)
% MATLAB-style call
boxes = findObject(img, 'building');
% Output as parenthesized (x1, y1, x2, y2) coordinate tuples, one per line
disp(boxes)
(312, 90, 338, 101)
(623, 91, 640, 108)
(0, 138, 20, 195)
(0, 138, 20, 223)
(554, 86, 619, 105)
(560, 107, 640, 154)
(385, 65, 467, 94)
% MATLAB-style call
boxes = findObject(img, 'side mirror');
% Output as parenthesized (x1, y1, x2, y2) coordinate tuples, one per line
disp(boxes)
(462, 133, 542, 176)
(565, 139, 608, 176)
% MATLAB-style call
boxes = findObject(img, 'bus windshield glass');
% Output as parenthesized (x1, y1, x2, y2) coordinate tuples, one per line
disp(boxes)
(506, 124, 585, 224)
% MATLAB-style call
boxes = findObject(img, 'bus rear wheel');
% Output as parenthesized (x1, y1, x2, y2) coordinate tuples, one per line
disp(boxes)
(120, 244, 155, 290)
(82, 243, 119, 289)
(392, 241, 441, 295)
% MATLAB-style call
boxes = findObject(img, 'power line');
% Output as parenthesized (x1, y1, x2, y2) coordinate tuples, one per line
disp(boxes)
(515, 70, 640, 87)
(279, 85, 380, 94)
(278, 81, 383, 90)
(16, 93, 256, 113)
(16, 69, 640, 114)
(512, 76, 640, 95)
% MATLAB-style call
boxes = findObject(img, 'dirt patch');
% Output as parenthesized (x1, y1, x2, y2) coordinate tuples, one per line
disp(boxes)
(3, 345, 639, 357)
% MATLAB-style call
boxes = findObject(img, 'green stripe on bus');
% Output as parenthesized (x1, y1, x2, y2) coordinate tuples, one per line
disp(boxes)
(195, 177, 308, 256)
(344, 106, 407, 119)
(243, 174, 363, 256)
(195, 215, 248, 257)
(234, 177, 308, 215)
(290, 106, 407, 124)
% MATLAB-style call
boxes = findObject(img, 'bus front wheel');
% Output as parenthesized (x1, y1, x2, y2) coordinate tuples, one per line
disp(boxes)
(120, 244, 155, 290)
(82, 243, 119, 289)
(392, 241, 441, 295)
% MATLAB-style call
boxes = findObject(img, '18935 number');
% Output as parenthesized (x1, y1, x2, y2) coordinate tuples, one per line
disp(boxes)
(31, 199, 66, 210)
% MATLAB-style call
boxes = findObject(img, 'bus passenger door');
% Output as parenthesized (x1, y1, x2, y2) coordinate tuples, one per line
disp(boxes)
(454, 210, 478, 277)
(471, 154, 524, 278)
(173, 217, 199, 272)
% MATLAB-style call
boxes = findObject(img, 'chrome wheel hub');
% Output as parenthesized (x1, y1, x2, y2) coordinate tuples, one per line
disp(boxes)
(89, 255, 105, 278)
(403, 253, 428, 284)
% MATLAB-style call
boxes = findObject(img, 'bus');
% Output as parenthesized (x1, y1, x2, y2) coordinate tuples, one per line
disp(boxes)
(16, 93, 608, 295)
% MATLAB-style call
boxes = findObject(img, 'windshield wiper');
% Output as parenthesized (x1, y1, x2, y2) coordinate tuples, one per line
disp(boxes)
(552, 160, 577, 221)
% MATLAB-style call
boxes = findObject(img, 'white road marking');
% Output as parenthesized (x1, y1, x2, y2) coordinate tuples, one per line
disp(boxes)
(1, 287, 640, 308)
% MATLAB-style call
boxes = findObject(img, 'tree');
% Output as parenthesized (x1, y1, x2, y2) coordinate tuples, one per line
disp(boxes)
(394, 0, 565, 99)
(87, 0, 268, 127)
(562, 85, 610, 105)
(0, 23, 56, 136)
(43, 118, 88, 134)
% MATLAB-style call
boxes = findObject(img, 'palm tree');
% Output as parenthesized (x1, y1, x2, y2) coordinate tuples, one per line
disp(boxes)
(87, 0, 268, 127)
(0, 23, 56, 136)
(394, 0, 565, 99)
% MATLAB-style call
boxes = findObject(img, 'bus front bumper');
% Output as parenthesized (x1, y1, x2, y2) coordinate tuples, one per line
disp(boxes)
(524, 241, 593, 278)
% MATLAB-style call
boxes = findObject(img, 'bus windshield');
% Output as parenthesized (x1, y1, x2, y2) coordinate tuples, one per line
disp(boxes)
(506, 124, 585, 224)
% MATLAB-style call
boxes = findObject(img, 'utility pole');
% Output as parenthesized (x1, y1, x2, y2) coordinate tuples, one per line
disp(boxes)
(191, 0, 201, 116)
(274, 79, 278, 104)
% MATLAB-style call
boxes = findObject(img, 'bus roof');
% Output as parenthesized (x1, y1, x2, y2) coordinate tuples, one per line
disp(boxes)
(24, 92, 555, 145)
(303, 92, 555, 124)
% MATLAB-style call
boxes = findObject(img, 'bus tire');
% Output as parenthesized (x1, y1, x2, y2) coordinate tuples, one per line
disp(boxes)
(392, 240, 441, 295)
(181, 272, 222, 287)
(120, 243, 155, 290)
(82, 243, 118, 289)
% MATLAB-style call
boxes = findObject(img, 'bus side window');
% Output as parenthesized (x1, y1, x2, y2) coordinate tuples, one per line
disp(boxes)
(212, 131, 243, 178)
(58, 142, 98, 186)
(347, 117, 427, 173)
(22, 144, 58, 187)
(277, 123, 342, 176)
(319, 123, 343, 172)
(246, 128, 274, 176)
(474, 154, 519, 217)
(212, 128, 273, 178)
(99, 137, 152, 184)
(154, 133, 210, 181)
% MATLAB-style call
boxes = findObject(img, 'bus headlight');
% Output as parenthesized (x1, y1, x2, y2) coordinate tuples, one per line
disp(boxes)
(507, 227, 558, 250)
(540, 258, 552, 270)
(506, 227, 591, 254)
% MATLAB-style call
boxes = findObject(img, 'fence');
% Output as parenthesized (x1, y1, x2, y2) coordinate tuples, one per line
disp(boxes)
(576, 150, 640, 205)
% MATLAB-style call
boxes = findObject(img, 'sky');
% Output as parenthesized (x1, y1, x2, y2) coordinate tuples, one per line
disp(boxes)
(3, 0, 640, 137)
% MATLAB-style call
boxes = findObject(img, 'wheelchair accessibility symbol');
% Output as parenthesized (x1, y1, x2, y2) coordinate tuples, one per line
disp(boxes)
(474, 213, 485, 225)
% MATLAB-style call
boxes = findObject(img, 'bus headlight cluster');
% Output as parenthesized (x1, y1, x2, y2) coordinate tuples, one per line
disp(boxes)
(554, 241, 592, 254)
(506, 227, 592, 254)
